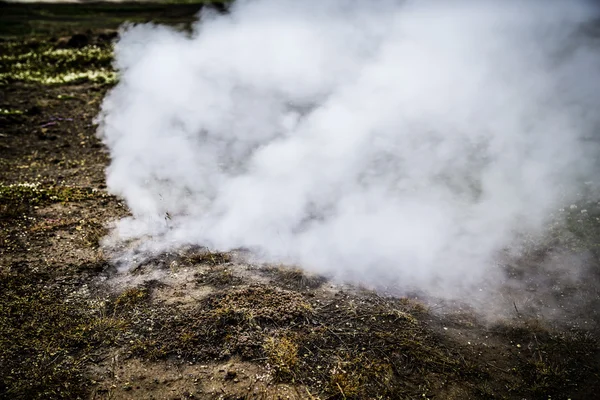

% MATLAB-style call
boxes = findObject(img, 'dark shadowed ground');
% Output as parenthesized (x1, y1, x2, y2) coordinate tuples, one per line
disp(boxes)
(1, 2, 599, 399)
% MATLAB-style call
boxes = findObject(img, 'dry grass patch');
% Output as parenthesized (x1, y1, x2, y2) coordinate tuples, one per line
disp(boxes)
(184, 248, 232, 266)
(0, 269, 124, 399)
(264, 333, 299, 379)
(262, 265, 327, 290)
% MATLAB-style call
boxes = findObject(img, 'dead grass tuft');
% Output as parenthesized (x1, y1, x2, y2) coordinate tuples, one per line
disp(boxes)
(330, 356, 394, 398)
(0, 268, 122, 399)
(79, 218, 107, 249)
(195, 266, 243, 288)
(264, 334, 299, 379)
(127, 285, 312, 362)
(184, 249, 232, 266)
(263, 265, 327, 290)
(113, 287, 149, 312)
(0, 183, 107, 220)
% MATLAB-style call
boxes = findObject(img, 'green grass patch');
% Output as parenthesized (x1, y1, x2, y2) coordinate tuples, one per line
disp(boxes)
(0, 43, 116, 86)
(0, 108, 23, 115)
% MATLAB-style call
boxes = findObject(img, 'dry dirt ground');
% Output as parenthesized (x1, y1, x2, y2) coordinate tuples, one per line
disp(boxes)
(1, 3, 600, 400)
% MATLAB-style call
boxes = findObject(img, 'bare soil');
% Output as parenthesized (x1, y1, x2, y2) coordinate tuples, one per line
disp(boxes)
(1, 4, 599, 400)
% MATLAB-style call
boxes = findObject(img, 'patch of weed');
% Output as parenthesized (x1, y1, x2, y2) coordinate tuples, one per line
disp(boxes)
(0, 269, 123, 399)
(516, 330, 599, 397)
(0, 108, 23, 115)
(184, 249, 233, 266)
(490, 320, 600, 398)
(0, 43, 116, 86)
(263, 265, 327, 290)
(329, 356, 394, 399)
(113, 287, 149, 312)
(196, 266, 243, 288)
(78, 218, 108, 249)
(127, 285, 312, 362)
(293, 294, 466, 398)
(264, 334, 299, 379)
(0, 183, 106, 220)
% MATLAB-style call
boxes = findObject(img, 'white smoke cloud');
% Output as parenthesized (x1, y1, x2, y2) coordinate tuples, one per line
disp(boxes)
(97, 0, 600, 301)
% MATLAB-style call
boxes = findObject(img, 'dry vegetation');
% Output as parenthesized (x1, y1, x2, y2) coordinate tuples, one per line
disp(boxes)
(1, 2, 599, 399)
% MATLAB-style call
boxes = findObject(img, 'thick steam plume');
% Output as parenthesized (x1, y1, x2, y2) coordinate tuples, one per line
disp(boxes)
(97, 0, 600, 300)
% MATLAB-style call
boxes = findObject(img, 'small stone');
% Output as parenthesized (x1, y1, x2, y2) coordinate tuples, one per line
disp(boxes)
(225, 370, 237, 380)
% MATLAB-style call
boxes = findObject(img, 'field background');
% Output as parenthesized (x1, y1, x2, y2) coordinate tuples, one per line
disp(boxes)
(1, 2, 599, 399)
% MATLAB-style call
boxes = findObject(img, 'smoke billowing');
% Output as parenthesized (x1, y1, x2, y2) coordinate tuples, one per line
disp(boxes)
(97, 0, 600, 304)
